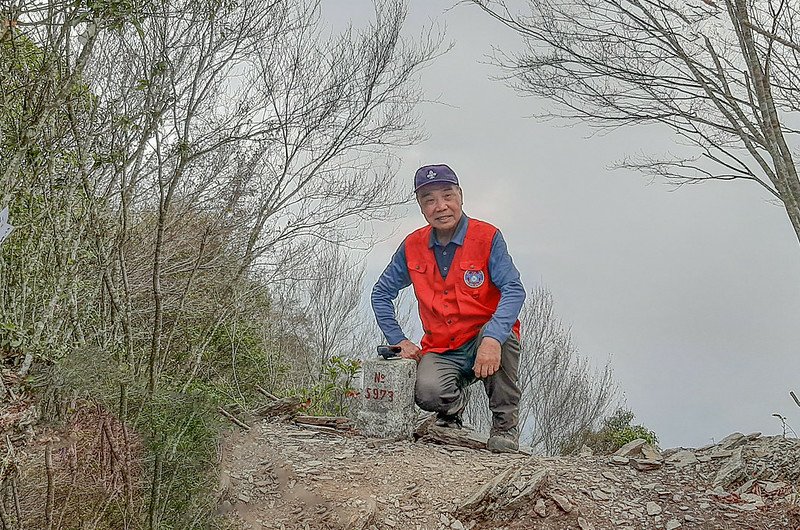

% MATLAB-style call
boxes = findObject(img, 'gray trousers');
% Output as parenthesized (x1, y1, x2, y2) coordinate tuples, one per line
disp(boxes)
(414, 329, 521, 434)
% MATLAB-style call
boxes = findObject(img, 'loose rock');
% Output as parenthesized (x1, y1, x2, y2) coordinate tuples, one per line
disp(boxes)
(614, 438, 647, 458)
(666, 450, 698, 468)
(533, 498, 547, 517)
(713, 447, 745, 487)
(609, 455, 629, 466)
(549, 492, 573, 513)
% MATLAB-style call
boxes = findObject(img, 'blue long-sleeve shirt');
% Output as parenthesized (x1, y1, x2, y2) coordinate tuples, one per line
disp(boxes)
(371, 215, 526, 346)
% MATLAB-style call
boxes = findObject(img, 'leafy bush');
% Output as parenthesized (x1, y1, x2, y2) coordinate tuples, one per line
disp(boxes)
(135, 386, 223, 529)
(298, 356, 361, 417)
(562, 407, 658, 455)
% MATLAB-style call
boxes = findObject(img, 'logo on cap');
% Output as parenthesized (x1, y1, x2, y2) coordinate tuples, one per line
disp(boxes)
(414, 164, 458, 192)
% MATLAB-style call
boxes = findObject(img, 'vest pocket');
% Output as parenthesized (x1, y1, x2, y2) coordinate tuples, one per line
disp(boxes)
(408, 261, 427, 274)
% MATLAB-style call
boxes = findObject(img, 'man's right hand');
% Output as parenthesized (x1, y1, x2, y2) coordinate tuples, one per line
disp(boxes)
(396, 339, 422, 362)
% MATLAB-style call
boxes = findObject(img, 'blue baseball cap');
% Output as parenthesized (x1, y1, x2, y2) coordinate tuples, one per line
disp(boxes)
(414, 164, 459, 192)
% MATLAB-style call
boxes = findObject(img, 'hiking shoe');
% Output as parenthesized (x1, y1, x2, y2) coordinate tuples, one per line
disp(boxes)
(487, 431, 519, 453)
(434, 413, 463, 429)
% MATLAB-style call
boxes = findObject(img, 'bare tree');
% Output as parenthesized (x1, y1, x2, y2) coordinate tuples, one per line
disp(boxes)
(39, 0, 437, 391)
(271, 243, 414, 384)
(357, 287, 418, 357)
(471, 0, 800, 245)
(0, 0, 440, 526)
(301, 243, 367, 373)
(465, 286, 616, 455)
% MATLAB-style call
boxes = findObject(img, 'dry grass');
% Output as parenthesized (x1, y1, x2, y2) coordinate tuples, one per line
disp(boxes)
(2, 400, 145, 529)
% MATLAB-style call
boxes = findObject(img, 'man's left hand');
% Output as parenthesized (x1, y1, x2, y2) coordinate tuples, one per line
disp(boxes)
(473, 337, 502, 379)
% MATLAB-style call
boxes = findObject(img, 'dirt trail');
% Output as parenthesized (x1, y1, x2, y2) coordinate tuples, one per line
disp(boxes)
(219, 420, 800, 530)
(219, 419, 518, 529)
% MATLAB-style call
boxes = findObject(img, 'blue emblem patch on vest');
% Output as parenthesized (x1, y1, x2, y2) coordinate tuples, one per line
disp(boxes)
(463, 269, 485, 288)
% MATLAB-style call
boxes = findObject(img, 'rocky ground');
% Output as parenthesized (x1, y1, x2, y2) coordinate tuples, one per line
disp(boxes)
(219, 420, 800, 530)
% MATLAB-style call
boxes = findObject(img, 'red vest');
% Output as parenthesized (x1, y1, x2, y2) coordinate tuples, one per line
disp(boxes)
(404, 218, 521, 353)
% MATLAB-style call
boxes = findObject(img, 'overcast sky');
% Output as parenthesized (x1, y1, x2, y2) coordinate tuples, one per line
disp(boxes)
(322, 1, 800, 449)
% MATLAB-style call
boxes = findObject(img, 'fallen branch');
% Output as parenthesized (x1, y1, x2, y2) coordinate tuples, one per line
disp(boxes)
(217, 407, 250, 430)
(294, 415, 353, 431)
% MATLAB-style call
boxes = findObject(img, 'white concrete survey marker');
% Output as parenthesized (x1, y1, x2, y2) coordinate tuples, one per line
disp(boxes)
(357, 358, 417, 440)
(0, 207, 14, 246)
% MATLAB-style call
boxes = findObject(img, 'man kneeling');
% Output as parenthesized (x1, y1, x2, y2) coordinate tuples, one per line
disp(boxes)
(371, 164, 526, 453)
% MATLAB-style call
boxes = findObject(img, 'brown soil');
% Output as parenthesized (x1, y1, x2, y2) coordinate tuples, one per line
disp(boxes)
(219, 420, 799, 530)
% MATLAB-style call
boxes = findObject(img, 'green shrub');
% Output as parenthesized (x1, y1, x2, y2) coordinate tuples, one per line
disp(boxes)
(562, 407, 658, 455)
(298, 356, 361, 417)
(134, 386, 223, 529)
(609, 423, 659, 448)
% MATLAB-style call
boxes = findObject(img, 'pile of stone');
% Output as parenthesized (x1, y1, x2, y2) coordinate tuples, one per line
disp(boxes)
(658, 431, 800, 491)
(451, 432, 799, 529)
(607, 431, 800, 492)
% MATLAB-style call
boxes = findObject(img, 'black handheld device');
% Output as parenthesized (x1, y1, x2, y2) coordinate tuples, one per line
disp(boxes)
(376, 345, 402, 359)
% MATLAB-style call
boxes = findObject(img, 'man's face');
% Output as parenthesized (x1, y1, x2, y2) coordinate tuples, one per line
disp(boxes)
(416, 183, 463, 232)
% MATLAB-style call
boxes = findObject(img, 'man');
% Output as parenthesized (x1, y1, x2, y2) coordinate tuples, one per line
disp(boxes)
(371, 164, 526, 453)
